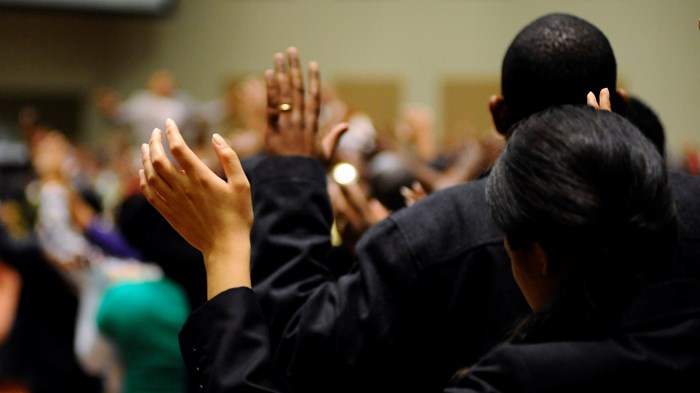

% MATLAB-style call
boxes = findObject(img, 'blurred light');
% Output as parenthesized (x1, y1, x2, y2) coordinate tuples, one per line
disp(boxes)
(332, 162, 358, 185)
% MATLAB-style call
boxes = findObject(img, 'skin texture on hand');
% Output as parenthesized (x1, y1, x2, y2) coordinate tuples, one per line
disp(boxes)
(587, 88, 612, 111)
(327, 179, 389, 250)
(140, 119, 253, 299)
(264, 47, 348, 165)
(139, 48, 352, 299)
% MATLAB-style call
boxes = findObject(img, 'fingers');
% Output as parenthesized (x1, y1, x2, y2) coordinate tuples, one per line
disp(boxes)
(265, 47, 327, 159)
(141, 120, 218, 209)
(401, 181, 427, 207)
(288, 47, 306, 128)
(211, 133, 248, 188)
(275, 52, 292, 127)
(587, 88, 612, 112)
(597, 88, 611, 111)
(306, 61, 321, 134)
(587, 91, 599, 108)
(321, 122, 350, 163)
(163, 118, 212, 177)
(140, 143, 169, 207)
(265, 69, 279, 129)
(144, 127, 179, 196)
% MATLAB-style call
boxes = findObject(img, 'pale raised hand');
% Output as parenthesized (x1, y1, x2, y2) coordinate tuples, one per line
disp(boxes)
(587, 88, 612, 111)
(140, 119, 253, 298)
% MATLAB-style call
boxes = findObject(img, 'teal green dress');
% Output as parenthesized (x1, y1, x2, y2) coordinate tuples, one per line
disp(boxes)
(96, 278, 189, 393)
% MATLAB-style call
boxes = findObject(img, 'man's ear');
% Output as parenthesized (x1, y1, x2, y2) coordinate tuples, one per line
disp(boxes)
(489, 95, 510, 136)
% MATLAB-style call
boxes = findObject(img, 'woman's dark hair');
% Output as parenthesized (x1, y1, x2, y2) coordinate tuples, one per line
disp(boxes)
(486, 105, 676, 342)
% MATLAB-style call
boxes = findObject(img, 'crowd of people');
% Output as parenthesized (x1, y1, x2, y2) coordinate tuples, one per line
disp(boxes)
(1, 11, 700, 393)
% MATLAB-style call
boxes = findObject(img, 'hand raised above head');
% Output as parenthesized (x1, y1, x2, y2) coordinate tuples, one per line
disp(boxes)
(140, 119, 254, 296)
(264, 47, 348, 165)
(587, 88, 612, 111)
(139, 119, 253, 259)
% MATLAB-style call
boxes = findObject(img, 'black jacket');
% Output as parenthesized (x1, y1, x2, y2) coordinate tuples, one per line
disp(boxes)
(180, 279, 700, 393)
(185, 156, 527, 392)
(181, 156, 700, 392)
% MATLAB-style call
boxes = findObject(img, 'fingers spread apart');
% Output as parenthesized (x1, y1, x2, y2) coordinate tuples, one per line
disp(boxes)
(587, 88, 611, 112)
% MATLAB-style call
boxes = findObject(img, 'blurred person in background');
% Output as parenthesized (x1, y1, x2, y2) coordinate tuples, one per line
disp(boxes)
(30, 129, 191, 393)
(95, 68, 203, 148)
(199, 75, 267, 161)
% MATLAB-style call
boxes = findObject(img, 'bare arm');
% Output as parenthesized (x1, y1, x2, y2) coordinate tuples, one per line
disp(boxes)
(140, 120, 253, 299)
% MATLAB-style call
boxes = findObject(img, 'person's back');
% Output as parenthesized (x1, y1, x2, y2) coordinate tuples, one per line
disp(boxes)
(449, 105, 700, 392)
(169, 96, 700, 393)
(174, 12, 700, 393)
(97, 277, 189, 393)
(247, 13, 635, 393)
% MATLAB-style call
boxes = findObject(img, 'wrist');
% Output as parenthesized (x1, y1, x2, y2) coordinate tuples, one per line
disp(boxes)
(202, 235, 251, 300)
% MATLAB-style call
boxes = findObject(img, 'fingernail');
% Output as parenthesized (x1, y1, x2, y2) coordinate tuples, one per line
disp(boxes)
(141, 143, 150, 154)
(212, 133, 226, 147)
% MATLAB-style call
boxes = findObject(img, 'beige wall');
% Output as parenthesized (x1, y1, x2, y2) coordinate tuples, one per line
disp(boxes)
(0, 0, 698, 159)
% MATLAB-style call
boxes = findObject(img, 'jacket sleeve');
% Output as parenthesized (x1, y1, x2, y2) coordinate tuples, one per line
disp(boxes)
(179, 286, 290, 393)
(249, 156, 420, 392)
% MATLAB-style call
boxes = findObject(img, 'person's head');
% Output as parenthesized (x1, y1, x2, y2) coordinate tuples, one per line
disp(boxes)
(367, 151, 415, 211)
(148, 69, 175, 97)
(625, 95, 666, 158)
(486, 105, 675, 312)
(490, 13, 624, 134)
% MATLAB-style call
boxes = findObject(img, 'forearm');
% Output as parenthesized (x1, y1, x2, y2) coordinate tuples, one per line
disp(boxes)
(204, 235, 252, 300)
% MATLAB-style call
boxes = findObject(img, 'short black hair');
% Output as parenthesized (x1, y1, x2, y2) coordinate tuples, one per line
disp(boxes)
(502, 13, 619, 124)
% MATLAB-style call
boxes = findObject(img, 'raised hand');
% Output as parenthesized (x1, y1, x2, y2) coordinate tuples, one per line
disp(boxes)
(327, 179, 389, 251)
(140, 119, 253, 297)
(400, 181, 427, 207)
(587, 88, 612, 111)
(264, 47, 347, 164)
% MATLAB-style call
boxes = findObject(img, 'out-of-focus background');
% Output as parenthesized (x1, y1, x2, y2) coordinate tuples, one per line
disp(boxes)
(0, 3, 698, 392)
(0, 0, 698, 161)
